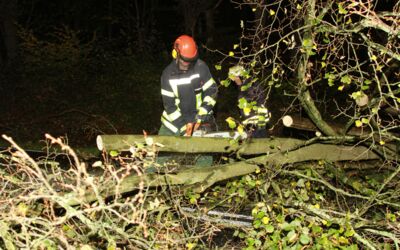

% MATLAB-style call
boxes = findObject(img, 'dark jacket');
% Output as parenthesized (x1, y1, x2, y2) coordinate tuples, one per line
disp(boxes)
(238, 78, 270, 129)
(160, 59, 217, 134)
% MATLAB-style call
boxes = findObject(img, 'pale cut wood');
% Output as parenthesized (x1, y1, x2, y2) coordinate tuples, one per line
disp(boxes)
(356, 94, 369, 107)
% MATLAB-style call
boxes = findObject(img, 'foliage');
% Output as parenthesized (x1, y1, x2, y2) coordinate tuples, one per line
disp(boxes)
(218, 0, 399, 148)
(0, 134, 222, 249)
(1, 0, 400, 249)
(206, 161, 400, 249)
(1, 134, 399, 249)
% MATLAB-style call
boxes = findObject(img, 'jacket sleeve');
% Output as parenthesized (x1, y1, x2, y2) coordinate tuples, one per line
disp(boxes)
(197, 63, 218, 120)
(160, 72, 186, 133)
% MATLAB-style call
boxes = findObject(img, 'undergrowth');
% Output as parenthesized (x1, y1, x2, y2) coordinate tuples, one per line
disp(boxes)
(0, 134, 399, 249)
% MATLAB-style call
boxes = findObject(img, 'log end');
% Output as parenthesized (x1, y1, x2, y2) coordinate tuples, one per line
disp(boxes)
(355, 94, 369, 107)
(282, 115, 293, 127)
(96, 135, 104, 151)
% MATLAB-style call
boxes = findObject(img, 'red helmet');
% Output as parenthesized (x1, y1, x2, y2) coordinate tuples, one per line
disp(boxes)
(173, 35, 198, 61)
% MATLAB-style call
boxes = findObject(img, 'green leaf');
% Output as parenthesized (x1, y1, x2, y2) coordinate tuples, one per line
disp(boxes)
(214, 64, 222, 70)
(107, 240, 117, 250)
(361, 118, 369, 124)
(296, 178, 305, 187)
(311, 225, 322, 234)
(361, 85, 370, 90)
(39, 239, 57, 250)
(302, 38, 313, 48)
(256, 211, 266, 219)
(226, 117, 237, 129)
(220, 79, 231, 87)
(190, 197, 197, 204)
(300, 234, 311, 245)
(253, 219, 262, 229)
(265, 224, 275, 233)
(109, 150, 119, 157)
(238, 187, 246, 197)
(287, 230, 298, 243)
(247, 237, 256, 246)
(344, 229, 355, 237)
(338, 3, 348, 14)
(238, 97, 248, 109)
(281, 222, 295, 231)
(340, 75, 351, 85)
(262, 216, 270, 224)
(269, 9, 276, 16)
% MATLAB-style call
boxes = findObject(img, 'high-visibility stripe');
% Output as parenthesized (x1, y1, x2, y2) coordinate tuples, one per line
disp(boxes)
(202, 78, 215, 91)
(243, 115, 270, 125)
(180, 125, 187, 133)
(198, 107, 208, 115)
(203, 96, 216, 106)
(161, 89, 175, 97)
(161, 117, 178, 133)
(196, 93, 202, 109)
(243, 115, 260, 125)
(163, 110, 181, 121)
(257, 107, 269, 114)
(169, 74, 200, 96)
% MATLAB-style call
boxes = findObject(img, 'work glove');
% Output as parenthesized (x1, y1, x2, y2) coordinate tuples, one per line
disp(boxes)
(195, 114, 207, 123)
(185, 123, 193, 136)
(185, 122, 201, 136)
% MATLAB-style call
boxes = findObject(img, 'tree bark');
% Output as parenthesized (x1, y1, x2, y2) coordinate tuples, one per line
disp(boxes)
(96, 134, 307, 155)
(0, 0, 18, 64)
(297, 0, 338, 137)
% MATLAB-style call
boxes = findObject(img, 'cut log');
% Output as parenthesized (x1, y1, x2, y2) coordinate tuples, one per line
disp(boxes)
(96, 134, 307, 155)
(282, 114, 371, 136)
(355, 93, 369, 107)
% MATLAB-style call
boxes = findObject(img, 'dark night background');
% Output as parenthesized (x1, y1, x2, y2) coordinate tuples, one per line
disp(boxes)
(0, 0, 263, 147)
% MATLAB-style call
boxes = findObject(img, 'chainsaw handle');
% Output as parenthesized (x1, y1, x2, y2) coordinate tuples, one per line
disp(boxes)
(185, 122, 201, 136)
(193, 122, 201, 131)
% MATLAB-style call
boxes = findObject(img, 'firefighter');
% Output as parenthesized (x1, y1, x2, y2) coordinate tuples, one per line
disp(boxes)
(156, 35, 217, 167)
(228, 65, 271, 138)
(159, 34, 217, 136)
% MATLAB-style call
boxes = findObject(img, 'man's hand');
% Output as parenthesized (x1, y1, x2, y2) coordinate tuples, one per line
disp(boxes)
(195, 114, 206, 123)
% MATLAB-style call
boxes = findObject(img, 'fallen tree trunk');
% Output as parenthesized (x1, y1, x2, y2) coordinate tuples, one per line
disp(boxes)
(96, 134, 307, 155)
(66, 141, 381, 206)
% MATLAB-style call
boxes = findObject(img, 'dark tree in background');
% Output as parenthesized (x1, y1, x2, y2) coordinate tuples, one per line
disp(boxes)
(0, 0, 18, 65)
(0, 0, 241, 145)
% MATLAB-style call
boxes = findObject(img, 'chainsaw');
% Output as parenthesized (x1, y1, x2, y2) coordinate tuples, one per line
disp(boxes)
(186, 122, 247, 139)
